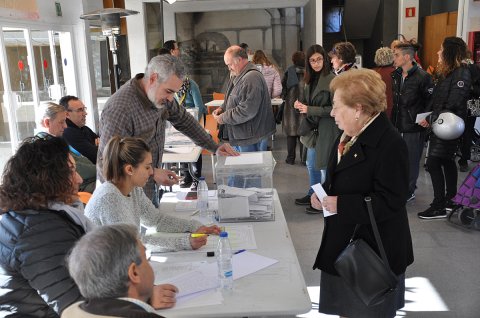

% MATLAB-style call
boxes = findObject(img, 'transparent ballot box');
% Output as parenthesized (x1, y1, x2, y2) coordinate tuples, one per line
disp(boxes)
(215, 151, 276, 222)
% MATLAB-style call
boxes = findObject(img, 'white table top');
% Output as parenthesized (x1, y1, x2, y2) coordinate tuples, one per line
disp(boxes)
(153, 190, 311, 317)
(206, 98, 283, 107)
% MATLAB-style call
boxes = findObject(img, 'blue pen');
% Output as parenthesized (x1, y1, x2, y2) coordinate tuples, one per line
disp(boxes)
(234, 249, 246, 255)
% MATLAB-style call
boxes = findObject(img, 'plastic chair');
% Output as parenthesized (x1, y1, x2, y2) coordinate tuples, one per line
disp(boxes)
(213, 92, 225, 100)
(78, 192, 92, 205)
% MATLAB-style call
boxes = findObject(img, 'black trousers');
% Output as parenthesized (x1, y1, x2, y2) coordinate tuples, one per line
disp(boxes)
(286, 136, 304, 162)
(426, 155, 458, 207)
(459, 116, 477, 163)
(183, 155, 203, 183)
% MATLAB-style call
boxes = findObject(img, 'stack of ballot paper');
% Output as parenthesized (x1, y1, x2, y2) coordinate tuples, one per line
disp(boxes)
(217, 185, 274, 222)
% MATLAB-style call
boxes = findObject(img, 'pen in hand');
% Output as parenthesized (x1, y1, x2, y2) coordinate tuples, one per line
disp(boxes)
(191, 233, 209, 238)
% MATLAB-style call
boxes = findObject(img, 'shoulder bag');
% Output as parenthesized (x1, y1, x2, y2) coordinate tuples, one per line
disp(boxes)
(334, 197, 399, 307)
(297, 114, 318, 136)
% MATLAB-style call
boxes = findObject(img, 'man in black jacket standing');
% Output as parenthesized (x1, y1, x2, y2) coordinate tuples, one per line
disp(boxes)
(391, 43, 433, 202)
(60, 95, 99, 164)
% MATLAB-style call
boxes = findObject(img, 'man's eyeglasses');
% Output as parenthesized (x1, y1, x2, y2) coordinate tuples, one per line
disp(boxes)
(309, 57, 324, 64)
(67, 107, 87, 113)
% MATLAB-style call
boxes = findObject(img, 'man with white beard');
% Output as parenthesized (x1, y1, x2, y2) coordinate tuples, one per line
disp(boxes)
(98, 55, 237, 201)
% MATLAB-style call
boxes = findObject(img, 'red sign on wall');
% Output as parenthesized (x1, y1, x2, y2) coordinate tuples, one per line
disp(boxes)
(406, 7, 416, 18)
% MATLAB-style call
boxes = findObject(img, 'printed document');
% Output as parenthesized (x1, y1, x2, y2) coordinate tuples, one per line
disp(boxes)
(415, 111, 432, 123)
(225, 152, 263, 165)
(311, 183, 335, 217)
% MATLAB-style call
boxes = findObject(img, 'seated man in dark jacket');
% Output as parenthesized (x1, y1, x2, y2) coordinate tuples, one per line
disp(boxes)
(391, 43, 433, 202)
(63, 223, 177, 317)
(59, 95, 99, 164)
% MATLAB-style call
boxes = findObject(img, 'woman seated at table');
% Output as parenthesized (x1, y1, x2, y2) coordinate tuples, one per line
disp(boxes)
(0, 135, 92, 316)
(311, 69, 414, 317)
(85, 136, 220, 252)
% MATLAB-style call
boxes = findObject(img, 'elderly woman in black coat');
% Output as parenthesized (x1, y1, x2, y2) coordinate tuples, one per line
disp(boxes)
(311, 69, 414, 318)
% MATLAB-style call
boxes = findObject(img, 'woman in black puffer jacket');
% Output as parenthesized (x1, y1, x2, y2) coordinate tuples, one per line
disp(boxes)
(418, 37, 472, 219)
(0, 136, 93, 317)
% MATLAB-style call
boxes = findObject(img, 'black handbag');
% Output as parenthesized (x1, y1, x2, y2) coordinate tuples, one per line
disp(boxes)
(297, 115, 318, 136)
(334, 197, 399, 307)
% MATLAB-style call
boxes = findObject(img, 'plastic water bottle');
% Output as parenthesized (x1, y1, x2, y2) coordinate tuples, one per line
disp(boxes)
(197, 177, 209, 219)
(216, 231, 233, 291)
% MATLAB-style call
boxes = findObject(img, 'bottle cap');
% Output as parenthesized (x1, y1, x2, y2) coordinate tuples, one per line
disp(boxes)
(219, 231, 228, 238)
(199, 176, 205, 180)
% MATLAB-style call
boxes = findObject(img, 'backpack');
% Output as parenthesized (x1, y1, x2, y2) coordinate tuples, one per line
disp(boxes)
(466, 64, 480, 116)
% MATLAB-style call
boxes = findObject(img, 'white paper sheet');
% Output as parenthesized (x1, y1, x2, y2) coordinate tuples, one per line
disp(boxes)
(171, 289, 222, 309)
(415, 111, 432, 123)
(311, 183, 335, 217)
(162, 270, 219, 297)
(224, 152, 263, 165)
(201, 224, 257, 252)
(156, 252, 276, 299)
(231, 251, 278, 280)
(164, 147, 195, 154)
(218, 196, 250, 218)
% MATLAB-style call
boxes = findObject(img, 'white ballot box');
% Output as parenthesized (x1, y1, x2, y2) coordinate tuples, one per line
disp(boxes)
(215, 151, 276, 222)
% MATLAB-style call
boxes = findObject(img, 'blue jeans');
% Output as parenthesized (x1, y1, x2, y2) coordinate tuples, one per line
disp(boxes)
(233, 139, 267, 152)
(306, 148, 325, 196)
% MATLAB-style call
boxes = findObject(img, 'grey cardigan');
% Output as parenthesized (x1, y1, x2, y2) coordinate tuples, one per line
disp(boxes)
(221, 63, 276, 146)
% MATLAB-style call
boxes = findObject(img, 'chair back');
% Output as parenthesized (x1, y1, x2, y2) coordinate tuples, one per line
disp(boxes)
(213, 92, 225, 100)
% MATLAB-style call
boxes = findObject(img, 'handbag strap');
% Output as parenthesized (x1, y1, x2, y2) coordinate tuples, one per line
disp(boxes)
(364, 196, 392, 270)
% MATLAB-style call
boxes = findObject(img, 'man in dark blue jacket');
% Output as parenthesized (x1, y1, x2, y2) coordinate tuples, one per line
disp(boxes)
(391, 43, 433, 203)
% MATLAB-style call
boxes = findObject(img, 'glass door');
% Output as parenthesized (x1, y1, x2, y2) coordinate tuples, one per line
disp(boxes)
(0, 26, 77, 173)
(0, 27, 37, 165)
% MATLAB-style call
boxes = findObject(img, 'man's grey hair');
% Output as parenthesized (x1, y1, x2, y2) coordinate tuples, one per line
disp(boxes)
(144, 54, 186, 84)
(225, 45, 248, 60)
(39, 102, 65, 127)
(67, 223, 142, 299)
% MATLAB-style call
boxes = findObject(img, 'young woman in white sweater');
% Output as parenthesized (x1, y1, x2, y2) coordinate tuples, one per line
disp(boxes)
(85, 136, 220, 252)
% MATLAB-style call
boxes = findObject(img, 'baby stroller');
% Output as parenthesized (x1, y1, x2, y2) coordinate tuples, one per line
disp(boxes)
(450, 163, 480, 230)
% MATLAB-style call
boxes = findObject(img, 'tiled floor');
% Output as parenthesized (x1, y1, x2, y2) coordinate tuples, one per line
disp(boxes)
(204, 128, 480, 318)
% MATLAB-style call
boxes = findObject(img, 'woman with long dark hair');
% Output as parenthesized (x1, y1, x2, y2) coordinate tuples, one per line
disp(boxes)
(293, 44, 339, 213)
(418, 37, 472, 219)
(0, 136, 91, 316)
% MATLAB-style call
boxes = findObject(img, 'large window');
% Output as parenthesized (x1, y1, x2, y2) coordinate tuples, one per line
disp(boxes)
(0, 26, 76, 173)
